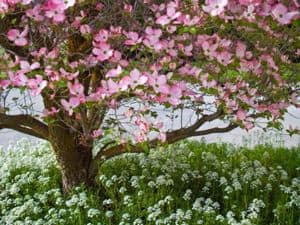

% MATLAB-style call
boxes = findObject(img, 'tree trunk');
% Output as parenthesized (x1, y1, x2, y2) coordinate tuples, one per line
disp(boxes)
(49, 123, 95, 193)
(53, 143, 94, 193)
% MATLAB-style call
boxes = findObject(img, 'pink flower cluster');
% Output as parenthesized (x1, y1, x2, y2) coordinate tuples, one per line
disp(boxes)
(0, 58, 47, 96)
(201, 0, 300, 25)
(1, 0, 298, 141)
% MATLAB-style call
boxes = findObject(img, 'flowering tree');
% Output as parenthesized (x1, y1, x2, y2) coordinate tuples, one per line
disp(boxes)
(0, 0, 299, 192)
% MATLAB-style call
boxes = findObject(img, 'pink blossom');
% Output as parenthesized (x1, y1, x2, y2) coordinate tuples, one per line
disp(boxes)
(236, 41, 246, 59)
(203, 0, 228, 16)
(45, 67, 60, 81)
(26, 5, 44, 21)
(72, 16, 82, 28)
(7, 26, 28, 46)
(80, 25, 91, 34)
(134, 131, 147, 142)
(8, 71, 27, 86)
(43, 0, 67, 23)
(243, 5, 256, 21)
(128, 69, 148, 89)
(143, 27, 163, 50)
(216, 51, 232, 66)
(43, 107, 59, 116)
(148, 73, 170, 94)
(96, 2, 104, 10)
(239, 59, 262, 74)
(109, 51, 121, 63)
(0, 1, 8, 14)
(268, 104, 281, 118)
(27, 75, 47, 96)
(45, 8, 66, 23)
(201, 41, 217, 58)
(0, 80, 10, 89)
(68, 80, 84, 96)
(47, 48, 60, 59)
(178, 64, 201, 77)
(92, 129, 103, 138)
(106, 65, 123, 78)
(256, 104, 267, 113)
(201, 73, 217, 88)
(110, 26, 122, 35)
(239, 0, 261, 6)
(31, 48, 47, 58)
(135, 116, 150, 132)
(178, 14, 201, 26)
(169, 62, 177, 70)
(166, 25, 177, 33)
(94, 29, 109, 43)
(59, 68, 79, 80)
(124, 32, 142, 45)
(272, 3, 300, 25)
(19, 61, 40, 72)
(93, 43, 113, 61)
(87, 88, 105, 102)
(156, 4, 181, 25)
(168, 85, 183, 105)
(178, 43, 193, 56)
(124, 3, 133, 13)
(236, 109, 247, 121)
(103, 79, 119, 95)
(61, 97, 80, 116)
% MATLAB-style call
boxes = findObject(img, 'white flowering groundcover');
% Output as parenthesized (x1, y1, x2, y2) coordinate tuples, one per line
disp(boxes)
(0, 140, 299, 225)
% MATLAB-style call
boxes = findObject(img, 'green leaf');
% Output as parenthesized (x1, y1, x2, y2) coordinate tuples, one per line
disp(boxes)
(43, 117, 56, 124)
(0, 47, 5, 56)
(56, 80, 67, 88)
(189, 27, 198, 35)
(138, 142, 150, 155)
(0, 72, 7, 78)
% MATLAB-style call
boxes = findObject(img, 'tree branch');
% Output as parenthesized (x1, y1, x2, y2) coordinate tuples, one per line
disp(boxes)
(0, 114, 49, 140)
(88, 109, 238, 179)
(192, 123, 238, 136)
(90, 109, 227, 173)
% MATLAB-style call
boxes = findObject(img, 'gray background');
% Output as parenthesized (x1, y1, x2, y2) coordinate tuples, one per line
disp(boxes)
(1, 106, 299, 148)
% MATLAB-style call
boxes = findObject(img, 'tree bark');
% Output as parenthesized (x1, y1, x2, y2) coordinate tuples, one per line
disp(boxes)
(52, 142, 94, 193)
(49, 123, 95, 193)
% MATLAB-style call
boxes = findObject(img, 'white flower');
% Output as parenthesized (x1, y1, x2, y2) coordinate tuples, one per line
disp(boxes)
(133, 218, 143, 225)
(65, 195, 79, 207)
(103, 198, 113, 206)
(119, 186, 127, 194)
(147, 181, 156, 188)
(105, 210, 114, 218)
(87, 208, 100, 218)
(215, 214, 225, 222)
(183, 189, 192, 201)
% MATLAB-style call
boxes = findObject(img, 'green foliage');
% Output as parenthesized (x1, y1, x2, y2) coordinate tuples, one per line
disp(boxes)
(0, 139, 299, 225)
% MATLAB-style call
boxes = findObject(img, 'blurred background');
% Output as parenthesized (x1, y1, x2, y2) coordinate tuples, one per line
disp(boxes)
(0, 90, 299, 148)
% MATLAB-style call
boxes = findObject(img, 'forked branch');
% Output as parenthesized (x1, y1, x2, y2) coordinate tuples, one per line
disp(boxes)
(91, 110, 235, 174)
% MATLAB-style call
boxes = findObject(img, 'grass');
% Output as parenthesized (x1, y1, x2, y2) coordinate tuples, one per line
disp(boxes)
(0, 139, 299, 225)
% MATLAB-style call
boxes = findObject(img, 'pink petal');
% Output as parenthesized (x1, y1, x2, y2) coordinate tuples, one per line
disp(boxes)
(7, 29, 19, 41)
(15, 37, 28, 46)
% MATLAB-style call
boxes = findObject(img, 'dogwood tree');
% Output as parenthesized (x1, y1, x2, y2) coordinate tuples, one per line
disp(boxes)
(0, 0, 299, 192)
